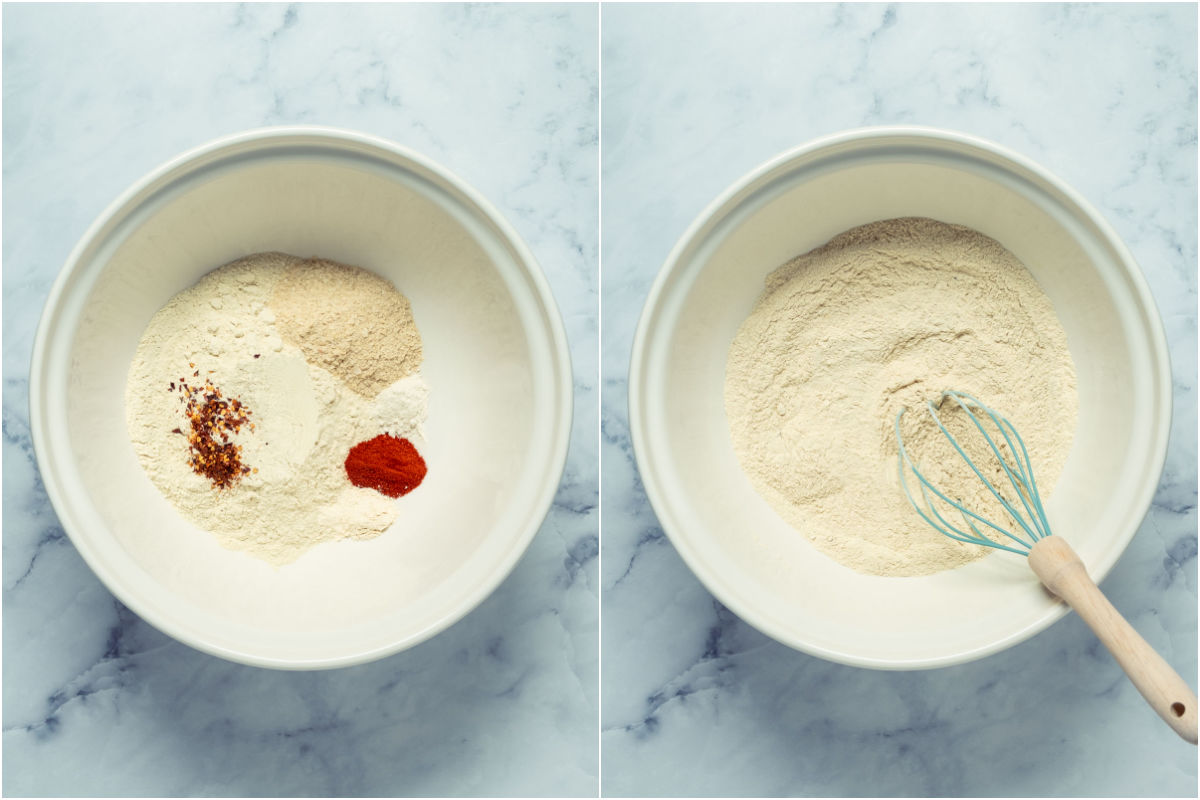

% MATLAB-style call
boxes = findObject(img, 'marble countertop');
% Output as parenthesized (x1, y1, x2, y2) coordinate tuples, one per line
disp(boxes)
(6, 2, 1198, 798)
(3, 4, 597, 797)
(601, 3, 1197, 797)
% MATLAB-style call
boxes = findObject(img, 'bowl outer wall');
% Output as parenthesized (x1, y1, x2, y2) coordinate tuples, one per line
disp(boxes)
(29, 126, 573, 669)
(628, 126, 1172, 670)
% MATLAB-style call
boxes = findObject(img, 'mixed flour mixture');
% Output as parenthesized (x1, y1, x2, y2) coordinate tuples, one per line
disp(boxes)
(126, 253, 429, 566)
(724, 218, 1078, 576)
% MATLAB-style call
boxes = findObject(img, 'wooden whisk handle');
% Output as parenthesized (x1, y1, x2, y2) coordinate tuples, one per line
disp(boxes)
(1028, 536, 1198, 744)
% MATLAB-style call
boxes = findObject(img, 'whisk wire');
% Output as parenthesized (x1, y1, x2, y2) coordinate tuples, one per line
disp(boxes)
(992, 410, 1051, 539)
(895, 390, 1055, 556)
(935, 394, 1046, 542)
(895, 409, 1036, 555)
(900, 457, 989, 546)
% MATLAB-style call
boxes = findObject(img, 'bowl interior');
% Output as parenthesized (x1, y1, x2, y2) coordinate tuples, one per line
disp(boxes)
(632, 132, 1169, 668)
(35, 133, 569, 667)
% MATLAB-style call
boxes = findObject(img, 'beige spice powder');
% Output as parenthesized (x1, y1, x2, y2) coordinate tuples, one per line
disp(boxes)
(272, 257, 424, 398)
(723, 217, 1078, 577)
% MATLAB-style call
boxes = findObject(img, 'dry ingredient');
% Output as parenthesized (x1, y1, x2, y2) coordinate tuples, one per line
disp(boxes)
(344, 434, 428, 498)
(126, 252, 430, 566)
(724, 217, 1078, 577)
(370, 375, 431, 438)
(172, 372, 254, 489)
(271, 257, 423, 397)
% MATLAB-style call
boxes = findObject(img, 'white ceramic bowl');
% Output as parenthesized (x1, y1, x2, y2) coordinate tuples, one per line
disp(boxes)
(630, 127, 1171, 669)
(31, 127, 572, 669)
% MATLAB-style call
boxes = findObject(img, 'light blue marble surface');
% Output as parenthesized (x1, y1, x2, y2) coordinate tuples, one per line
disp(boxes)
(3, 3, 597, 796)
(601, 3, 1197, 797)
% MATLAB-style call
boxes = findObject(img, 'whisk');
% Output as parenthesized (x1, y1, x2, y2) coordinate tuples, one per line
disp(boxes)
(896, 390, 1198, 744)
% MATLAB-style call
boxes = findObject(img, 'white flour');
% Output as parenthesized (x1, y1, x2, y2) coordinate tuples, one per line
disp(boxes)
(125, 253, 429, 566)
(724, 218, 1078, 577)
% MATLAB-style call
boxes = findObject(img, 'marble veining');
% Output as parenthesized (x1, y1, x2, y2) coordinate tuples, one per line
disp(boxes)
(601, 3, 1197, 797)
(3, 3, 597, 796)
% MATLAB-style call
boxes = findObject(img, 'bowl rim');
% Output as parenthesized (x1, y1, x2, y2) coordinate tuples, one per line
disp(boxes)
(29, 125, 574, 669)
(628, 124, 1173, 670)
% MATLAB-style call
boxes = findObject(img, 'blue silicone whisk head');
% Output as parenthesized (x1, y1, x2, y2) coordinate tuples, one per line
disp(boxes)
(894, 390, 1053, 557)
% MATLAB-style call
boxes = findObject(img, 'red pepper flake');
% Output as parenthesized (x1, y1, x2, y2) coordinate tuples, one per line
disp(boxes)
(171, 366, 253, 489)
(253, 354, 261, 359)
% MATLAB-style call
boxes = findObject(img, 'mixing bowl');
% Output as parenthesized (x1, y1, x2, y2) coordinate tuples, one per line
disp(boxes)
(629, 127, 1171, 669)
(30, 127, 572, 669)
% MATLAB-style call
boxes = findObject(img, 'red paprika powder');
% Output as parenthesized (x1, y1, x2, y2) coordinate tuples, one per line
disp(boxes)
(344, 434, 427, 498)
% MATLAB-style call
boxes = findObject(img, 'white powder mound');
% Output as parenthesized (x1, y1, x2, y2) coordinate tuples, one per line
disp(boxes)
(125, 253, 429, 566)
(724, 218, 1078, 577)
(369, 374, 430, 440)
